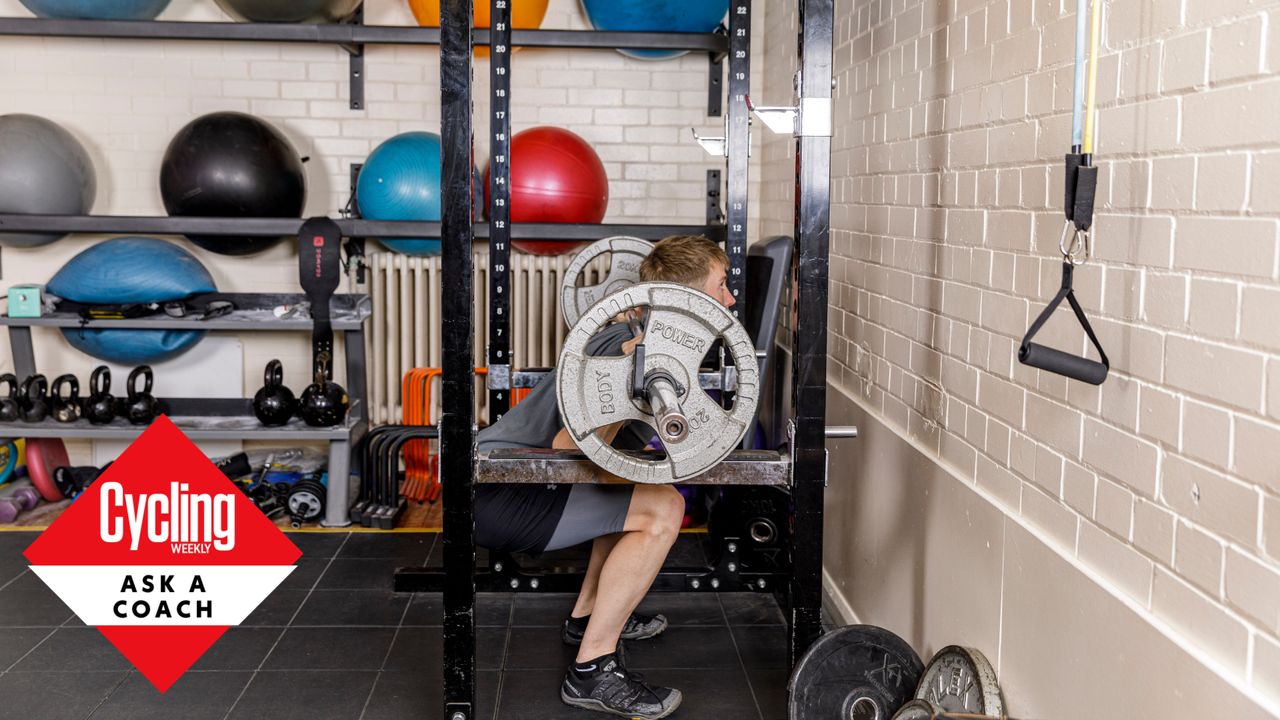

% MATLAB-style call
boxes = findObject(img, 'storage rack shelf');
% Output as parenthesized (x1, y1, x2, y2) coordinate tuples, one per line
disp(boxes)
(2, 293, 371, 527)
(0, 215, 725, 242)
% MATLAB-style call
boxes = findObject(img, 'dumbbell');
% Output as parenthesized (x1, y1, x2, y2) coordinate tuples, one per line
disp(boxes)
(0, 481, 40, 524)
(557, 282, 760, 484)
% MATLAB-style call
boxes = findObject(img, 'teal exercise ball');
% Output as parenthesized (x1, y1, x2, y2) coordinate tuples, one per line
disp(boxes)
(0, 114, 96, 248)
(18, 0, 172, 20)
(357, 132, 482, 256)
(47, 237, 217, 364)
(580, 0, 730, 60)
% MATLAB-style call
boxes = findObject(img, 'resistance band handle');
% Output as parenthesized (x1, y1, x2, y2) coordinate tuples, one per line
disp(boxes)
(1019, 262, 1110, 385)
(1019, 343, 1108, 385)
(1073, 164, 1098, 232)
(298, 217, 343, 379)
(1063, 153, 1083, 220)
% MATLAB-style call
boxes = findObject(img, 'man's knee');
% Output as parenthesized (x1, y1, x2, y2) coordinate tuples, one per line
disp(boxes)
(632, 485, 683, 541)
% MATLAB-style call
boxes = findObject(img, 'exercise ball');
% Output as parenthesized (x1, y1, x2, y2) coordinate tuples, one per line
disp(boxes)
(408, 0, 548, 54)
(46, 237, 217, 364)
(19, 0, 171, 19)
(0, 114, 96, 248)
(580, 0, 729, 60)
(214, 0, 361, 23)
(357, 131, 482, 256)
(484, 126, 607, 255)
(160, 111, 307, 256)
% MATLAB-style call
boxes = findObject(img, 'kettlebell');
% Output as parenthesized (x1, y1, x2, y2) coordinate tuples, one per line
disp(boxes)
(84, 366, 116, 425)
(299, 355, 349, 427)
(18, 374, 48, 423)
(0, 374, 19, 422)
(253, 359, 296, 426)
(125, 365, 159, 425)
(50, 374, 82, 423)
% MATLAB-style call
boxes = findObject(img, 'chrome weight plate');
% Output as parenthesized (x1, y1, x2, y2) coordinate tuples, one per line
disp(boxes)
(915, 646, 1003, 717)
(557, 282, 758, 484)
(890, 698, 941, 720)
(789, 625, 925, 720)
(560, 236, 651, 327)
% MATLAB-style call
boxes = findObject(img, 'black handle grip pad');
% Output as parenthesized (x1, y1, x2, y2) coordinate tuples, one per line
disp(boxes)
(1019, 342, 1108, 385)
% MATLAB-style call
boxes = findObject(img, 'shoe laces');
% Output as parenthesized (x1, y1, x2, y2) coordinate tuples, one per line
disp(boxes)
(610, 664, 662, 706)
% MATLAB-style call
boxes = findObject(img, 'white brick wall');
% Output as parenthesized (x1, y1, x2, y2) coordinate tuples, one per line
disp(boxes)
(0, 0, 765, 394)
(762, 0, 1280, 709)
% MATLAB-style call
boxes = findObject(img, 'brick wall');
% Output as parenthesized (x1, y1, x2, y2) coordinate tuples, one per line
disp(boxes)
(0, 0, 763, 397)
(761, 0, 1280, 711)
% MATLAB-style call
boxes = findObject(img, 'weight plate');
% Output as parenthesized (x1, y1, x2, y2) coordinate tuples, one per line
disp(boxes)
(890, 698, 941, 720)
(915, 646, 1003, 717)
(560, 236, 651, 327)
(557, 282, 759, 484)
(25, 437, 68, 502)
(788, 624, 925, 720)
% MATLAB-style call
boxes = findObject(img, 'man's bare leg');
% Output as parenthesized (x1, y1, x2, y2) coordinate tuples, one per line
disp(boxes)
(575, 484, 683, 663)
(572, 533, 622, 619)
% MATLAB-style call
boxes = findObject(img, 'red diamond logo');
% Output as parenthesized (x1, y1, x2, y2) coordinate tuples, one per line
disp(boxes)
(24, 416, 302, 692)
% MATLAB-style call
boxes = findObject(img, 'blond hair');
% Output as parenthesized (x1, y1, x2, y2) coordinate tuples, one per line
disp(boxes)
(638, 235, 728, 285)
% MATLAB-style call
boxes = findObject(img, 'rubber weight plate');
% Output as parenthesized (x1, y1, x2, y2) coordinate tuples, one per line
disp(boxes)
(560, 236, 651, 327)
(890, 698, 941, 720)
(915, 646, 1003, 717)
(788, 625, 924, 720)
(558, 282, 758, 484)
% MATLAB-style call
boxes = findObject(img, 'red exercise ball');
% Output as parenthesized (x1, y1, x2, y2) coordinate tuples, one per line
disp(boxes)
(484, 126, 608, 255)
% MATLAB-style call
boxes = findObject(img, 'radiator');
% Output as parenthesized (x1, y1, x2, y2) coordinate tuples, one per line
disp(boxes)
(354, 249, 606, 425)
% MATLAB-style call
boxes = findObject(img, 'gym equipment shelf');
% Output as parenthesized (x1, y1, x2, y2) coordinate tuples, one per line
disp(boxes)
(0, 214, 724, 243)
(1, 292, 371, 527)
(0, 15, 729, 114)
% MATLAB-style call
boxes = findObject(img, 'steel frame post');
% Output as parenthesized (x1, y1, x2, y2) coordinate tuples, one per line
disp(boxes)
(788, 0, 834, 666)
(439, 0, 476, 717)
(487, 0, 512, 423)
(725, 0, 751, 321)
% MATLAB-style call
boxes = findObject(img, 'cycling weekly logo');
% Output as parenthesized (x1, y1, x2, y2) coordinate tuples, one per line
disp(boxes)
(23, 416, 301, 692)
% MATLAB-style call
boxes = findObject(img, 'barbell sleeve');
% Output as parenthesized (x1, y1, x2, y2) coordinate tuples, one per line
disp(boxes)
(646, 375, 689, 444)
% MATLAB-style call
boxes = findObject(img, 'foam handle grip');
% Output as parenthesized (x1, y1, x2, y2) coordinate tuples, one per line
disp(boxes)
(1019, 342, 1108, 385)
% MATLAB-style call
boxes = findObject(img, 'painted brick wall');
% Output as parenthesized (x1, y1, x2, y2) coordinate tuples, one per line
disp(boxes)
(0, 0, 763, 398)
(761, 0, 1280, 711)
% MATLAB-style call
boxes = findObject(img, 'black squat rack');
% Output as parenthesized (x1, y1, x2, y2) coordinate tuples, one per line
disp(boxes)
(386, 1, 836, 718)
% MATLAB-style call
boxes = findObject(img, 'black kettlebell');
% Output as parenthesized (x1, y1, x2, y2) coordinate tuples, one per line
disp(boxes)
(84, 366, 116, 425)
(253, 359, 296, 426)
(299, 355, 349, 427)
(125, 365, 159, 425)
(0, 374, 19, 422)
(19, 374, 48, 423)
(50, 374, 82, 423)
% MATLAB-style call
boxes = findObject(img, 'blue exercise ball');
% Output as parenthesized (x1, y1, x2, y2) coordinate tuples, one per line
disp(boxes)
(0, 114, 96, 248)
(47, 237, 217, 364)
(580, 0, 729, 60)
(357, 132, 482, 256)
(18, 0, 171, 20)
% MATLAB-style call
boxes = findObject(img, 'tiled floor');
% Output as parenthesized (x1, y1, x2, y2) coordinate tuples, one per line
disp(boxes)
(0, 531, 789, 720)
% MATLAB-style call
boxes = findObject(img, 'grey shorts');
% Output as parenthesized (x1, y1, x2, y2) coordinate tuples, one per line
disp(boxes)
(543, 484, 635, 552)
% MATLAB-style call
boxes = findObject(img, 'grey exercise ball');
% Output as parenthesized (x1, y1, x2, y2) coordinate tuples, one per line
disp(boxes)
(213, 0, 362, 23)
(0, 114, 96, 248)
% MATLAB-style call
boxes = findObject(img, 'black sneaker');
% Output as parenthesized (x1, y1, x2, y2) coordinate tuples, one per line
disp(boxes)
(563, 611, 669, 645)
(561, 654, 682, 720)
